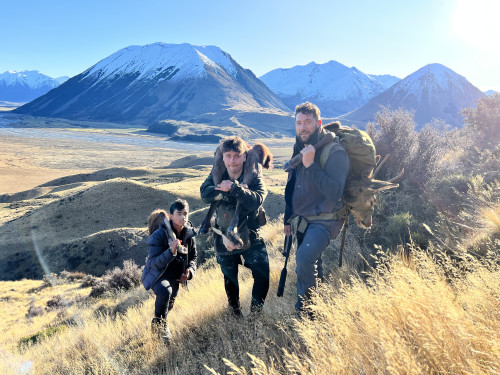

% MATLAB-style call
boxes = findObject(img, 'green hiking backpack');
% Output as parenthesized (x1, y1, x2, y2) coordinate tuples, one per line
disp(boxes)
(321, 122, 377, 177)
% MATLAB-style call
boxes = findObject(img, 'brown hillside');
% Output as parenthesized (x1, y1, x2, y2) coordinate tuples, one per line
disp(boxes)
(0, 177, 206, 280)
(0, 165, 286, 281)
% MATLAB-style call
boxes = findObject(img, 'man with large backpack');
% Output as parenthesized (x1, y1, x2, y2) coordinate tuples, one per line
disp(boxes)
(284, 102, 350, 316)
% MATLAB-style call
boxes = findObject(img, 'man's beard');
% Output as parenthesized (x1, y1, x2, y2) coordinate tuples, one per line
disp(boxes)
(293, 126, 321, 158)
(296, 126, 320, 146)
(298, 132, 312, 144)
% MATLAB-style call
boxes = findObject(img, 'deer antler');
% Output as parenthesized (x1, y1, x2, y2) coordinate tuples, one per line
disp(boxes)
(372, 154, 389, 178)
(388, 168, 405, 183)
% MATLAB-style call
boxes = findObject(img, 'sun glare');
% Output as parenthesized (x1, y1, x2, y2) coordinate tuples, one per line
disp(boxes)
(453, 0, 500, 54)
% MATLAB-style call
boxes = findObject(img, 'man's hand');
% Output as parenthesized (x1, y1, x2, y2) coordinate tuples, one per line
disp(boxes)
(284, 224, 291, 236)
(215, 180, 233, 192)
(169, 239, 180, 256)
(300, 145, 316, 168)
(222, 235, 242, 252)
(178, 268, 190, 282)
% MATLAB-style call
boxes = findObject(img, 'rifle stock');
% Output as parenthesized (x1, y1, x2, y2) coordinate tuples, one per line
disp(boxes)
(277, 234, 293, 297)
(283, 132, 336, 172)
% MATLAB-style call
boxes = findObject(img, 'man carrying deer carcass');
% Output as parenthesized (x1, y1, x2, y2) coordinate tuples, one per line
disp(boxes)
(284, 102, 349, 317)
(200, 136, 271, 316)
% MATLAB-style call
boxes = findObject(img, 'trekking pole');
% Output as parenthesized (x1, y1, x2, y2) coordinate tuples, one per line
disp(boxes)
(277, 234, 293, 297)
(338, 216, 349, 267)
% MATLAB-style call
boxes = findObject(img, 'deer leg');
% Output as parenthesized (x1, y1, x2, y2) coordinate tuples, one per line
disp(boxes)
(226, 201, 243, 246)
(199, 201, 219, 234)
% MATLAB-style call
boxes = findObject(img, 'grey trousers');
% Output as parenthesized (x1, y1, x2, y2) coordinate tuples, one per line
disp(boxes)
(295, 221, 343, 312)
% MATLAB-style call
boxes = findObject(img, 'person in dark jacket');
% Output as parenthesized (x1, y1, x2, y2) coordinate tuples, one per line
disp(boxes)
(284, 102, 349, 316)
(142, 199, 197, 341)
(200, 136, 269, 316)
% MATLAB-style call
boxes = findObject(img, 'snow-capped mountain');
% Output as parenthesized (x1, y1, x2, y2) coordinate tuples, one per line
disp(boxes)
(341, 63, 485, 128)
(259, 61, 400, 117)
(367, 74, 401, 90)
(0, 70, 68, 102)
(15, 43, 290, 133)
(484, 90, 498, 96)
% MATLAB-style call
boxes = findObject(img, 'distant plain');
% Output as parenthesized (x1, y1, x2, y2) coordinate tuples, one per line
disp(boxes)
(0, 112, 296, 280)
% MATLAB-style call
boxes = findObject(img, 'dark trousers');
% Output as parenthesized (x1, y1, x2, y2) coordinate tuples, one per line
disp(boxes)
(151, 278, 180, 320)
(217, 243, 270, 310)
(295, 220, 343, 312)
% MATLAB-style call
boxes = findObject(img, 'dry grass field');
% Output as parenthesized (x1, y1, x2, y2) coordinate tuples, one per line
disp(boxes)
(0, 117, 498, 374)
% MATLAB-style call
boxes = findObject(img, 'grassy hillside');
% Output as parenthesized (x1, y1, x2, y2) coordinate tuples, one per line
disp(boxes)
(1, 96, 498, 374)
(1, 219, 498, 374)
(1, 158, 498, 374)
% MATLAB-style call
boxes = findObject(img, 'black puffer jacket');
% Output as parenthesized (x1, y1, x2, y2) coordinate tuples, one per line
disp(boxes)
(141, 222, 197, 290)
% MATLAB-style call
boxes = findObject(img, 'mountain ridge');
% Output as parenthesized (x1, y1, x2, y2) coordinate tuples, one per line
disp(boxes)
(0, 70, 68, 102)
(340, 63, 485, 128)
(14, 43, 292, 137)
(259, 60, 400, 116)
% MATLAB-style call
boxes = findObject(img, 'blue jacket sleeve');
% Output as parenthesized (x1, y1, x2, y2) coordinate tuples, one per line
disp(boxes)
(309, 149, 349, 202)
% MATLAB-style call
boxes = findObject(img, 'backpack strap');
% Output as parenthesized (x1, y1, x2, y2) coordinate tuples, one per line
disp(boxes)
(314, 137, 349, 221)
(319, 138, 343, 168)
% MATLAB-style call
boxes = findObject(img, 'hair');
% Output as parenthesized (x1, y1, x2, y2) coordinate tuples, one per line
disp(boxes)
(170, 198, 189, 215)
(147, 209, 168, 235)
(295, 102, 321, 121)
(220, 136, 250, 155)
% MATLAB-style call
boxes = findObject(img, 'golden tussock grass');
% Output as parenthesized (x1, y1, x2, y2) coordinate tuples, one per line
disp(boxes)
(0, 220, 300, 374)
(2, 219, 499, 374)
(480, 202, 500, 236)
(219, 248, 500, 375)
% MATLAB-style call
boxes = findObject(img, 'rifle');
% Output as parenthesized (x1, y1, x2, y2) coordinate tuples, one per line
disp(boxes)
(163, 218, 189, 289)
(277, 234, 293, 297)
(183, 250, 189, 290)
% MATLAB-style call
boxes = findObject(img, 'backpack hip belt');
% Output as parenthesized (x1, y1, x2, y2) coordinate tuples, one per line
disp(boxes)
(305, 204, 349, 222)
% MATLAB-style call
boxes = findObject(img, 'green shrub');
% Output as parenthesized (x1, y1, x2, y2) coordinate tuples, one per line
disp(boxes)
(19, 325, 67, 347)
(385, 212, 413, 245)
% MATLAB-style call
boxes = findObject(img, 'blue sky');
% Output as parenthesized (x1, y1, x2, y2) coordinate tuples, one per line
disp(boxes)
(2, 0, 499, 91)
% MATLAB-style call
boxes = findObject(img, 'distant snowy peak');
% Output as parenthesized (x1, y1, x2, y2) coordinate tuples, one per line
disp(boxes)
(55, 76, 69, 84)
(485, 89, 498, 96)
(0, 70, 69, 102)
(260, 60, 382, 100)
(394, 63, 472, 97)
(0, 70, 68, 89)
(367, 74, 401, 90)
(342, 63, 484, 128)
(84, 43, 238, 83)
(259, 60, 398, 116)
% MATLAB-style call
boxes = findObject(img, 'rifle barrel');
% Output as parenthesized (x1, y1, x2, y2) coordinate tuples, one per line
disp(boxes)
(277, 234, 293, 297)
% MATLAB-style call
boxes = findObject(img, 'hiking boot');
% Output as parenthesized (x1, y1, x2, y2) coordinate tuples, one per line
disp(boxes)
(151, 318, 172, 343)
(250, 302, 264, 314)
(162, 323, 173, 343)
(295, 309, 316, 322)
(151, 317, 162, 336)
(231, 307, 243, 318)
